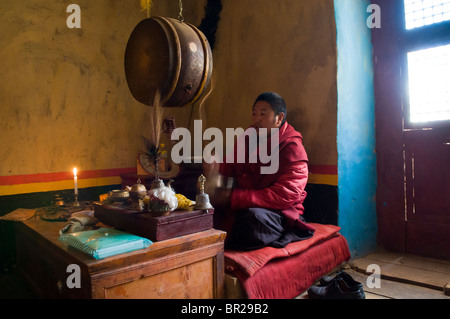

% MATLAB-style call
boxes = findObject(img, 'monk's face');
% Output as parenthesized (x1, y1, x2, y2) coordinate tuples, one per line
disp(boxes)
(252, 101, 284, 136)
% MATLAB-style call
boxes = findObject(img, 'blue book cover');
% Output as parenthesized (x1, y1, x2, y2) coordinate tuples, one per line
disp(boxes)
(58, 228, 153, 260)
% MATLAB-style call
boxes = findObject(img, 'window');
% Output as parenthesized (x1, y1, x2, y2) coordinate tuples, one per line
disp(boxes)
(404, 0, 450, 30)
(403, 0, 450, 124)
(407, 44, 450, 122)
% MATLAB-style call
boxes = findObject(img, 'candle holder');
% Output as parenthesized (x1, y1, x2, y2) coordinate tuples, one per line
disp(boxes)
(73, 194, 80, 207)
(73, 167, 79, 207)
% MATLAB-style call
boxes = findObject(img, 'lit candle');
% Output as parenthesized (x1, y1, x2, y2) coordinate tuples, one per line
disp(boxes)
(73, 167, 78, 196)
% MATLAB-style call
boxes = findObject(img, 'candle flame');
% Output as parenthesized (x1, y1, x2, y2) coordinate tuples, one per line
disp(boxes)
(73, 167, 77, 177)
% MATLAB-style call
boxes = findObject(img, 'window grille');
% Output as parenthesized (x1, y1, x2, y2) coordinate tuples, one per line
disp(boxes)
(404, 0, 450, 30)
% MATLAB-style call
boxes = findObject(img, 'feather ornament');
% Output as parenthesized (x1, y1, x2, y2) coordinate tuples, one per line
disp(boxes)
(149, 90, 163, 148)
(141, 90, 166, 171)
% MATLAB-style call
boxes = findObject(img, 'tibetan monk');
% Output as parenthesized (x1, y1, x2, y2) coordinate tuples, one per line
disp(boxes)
(205, 92, 315, 251)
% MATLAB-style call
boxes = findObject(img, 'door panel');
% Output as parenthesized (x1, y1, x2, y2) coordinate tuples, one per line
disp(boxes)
(404, 126, 450, 259)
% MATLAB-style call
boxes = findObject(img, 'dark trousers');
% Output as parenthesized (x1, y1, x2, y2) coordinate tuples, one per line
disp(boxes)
(218, 207, 313, 251)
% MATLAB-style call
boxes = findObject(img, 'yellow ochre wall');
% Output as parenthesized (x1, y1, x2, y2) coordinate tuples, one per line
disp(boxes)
(203, 0, 338, 186)
(205, 0, 337, 166)
(0, 0, 337, 199)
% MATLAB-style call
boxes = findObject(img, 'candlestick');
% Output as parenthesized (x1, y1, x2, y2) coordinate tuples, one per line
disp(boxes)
(73, 167, 80, 207)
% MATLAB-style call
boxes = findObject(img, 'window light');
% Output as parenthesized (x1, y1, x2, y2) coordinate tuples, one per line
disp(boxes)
(407, 44, 450, 123)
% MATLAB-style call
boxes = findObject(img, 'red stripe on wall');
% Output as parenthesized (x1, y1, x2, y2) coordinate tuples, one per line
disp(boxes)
(308, 165, 337, 175)
(0, 168, 136, 186)
(0, 165, 336, 186)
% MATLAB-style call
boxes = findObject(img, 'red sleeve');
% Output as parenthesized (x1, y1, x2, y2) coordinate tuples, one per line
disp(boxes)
(230, 160, 308, 210)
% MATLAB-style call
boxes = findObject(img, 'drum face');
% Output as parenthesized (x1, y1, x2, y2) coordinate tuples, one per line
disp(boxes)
(125, 17, 213, 107)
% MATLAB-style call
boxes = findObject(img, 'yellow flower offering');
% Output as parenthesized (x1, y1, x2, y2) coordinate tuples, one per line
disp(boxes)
(140, 0, 153, 17)
(175, 194, 195, 210)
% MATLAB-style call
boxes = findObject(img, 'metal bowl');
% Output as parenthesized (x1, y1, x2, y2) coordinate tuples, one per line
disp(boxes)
(108, 190, 130, 202)
(129, 179, 147, 200)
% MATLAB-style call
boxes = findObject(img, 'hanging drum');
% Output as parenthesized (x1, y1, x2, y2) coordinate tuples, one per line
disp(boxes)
(124, 17, 213, 107)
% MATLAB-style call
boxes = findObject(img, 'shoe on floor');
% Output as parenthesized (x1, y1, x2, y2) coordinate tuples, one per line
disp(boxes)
(319, 271, 363, 289)
(308, 277, 365, 299)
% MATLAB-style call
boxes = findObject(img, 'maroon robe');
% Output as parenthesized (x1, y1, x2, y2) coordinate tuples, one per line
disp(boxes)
(219, 121, 316, 234)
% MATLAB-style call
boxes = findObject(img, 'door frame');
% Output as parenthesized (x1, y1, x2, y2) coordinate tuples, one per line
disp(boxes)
(372, 0, 450, 259)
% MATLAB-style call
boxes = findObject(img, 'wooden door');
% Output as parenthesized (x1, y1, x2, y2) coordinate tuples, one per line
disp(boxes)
(372, 0, 450, 258)
(404, 126, 450, 259)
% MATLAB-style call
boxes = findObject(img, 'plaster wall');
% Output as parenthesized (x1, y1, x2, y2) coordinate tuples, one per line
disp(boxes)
(0, 0, 202, 178)
(334, 0, 378, 257)
(0, 0, 338, 199)
(205, 0, 338, 167)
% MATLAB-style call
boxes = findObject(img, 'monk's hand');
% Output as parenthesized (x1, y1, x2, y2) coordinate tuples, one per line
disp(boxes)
(202, 157, 220, 178)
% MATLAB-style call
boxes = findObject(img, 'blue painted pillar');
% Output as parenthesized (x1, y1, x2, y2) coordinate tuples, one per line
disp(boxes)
(334, 0, 378, 258)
